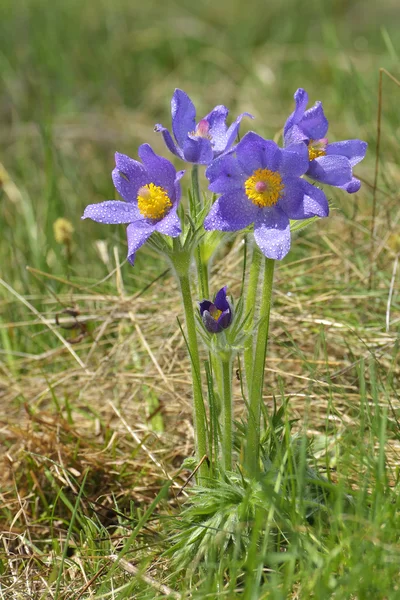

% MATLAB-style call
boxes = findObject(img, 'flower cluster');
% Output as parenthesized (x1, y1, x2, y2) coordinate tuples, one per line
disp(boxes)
(83, 87, 367, 263)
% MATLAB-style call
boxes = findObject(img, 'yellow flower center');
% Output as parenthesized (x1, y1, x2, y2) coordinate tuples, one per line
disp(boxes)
(308, 138, 327, 161)
(137, 183, 172, 220)
(244, 168, 285, 208)
(209, 306, 222, 321)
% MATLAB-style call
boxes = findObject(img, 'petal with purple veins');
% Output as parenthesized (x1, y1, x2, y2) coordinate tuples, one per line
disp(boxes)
(236, 133, 281, 175)
(112, 153, 148, 202)
(278, 177, 305, 219)
(126, 221, 155, 265)
(300, 101, 329, 140)
(326, 140, 367, 167)
(138, 144, 177, 198)
(202, 310, 220, 333)
(155, 208, 181, 237)
(154, 124, 185, 160)
(204, 189, 258, 232)
(171, 89, 196, 148)
(283, 88, 309, 136)
(182, 136, 214, 164)
(206, 151, 245, 194)
(214, 286, 229, 311)
(204, 105, 229, 153)
(339, 177, 361, 194)
(199, 300, 213, 315)
(280, 143, 309, 177)
(82, 201, 142, 224)
(307, 155, 352, 187)
(223, 112, 253, 154)
(254, 207, 291, 260)
(218, 308, 232, 329)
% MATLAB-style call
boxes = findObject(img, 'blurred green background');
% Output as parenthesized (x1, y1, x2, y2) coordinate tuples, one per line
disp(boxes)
(0, 0, 399, 292)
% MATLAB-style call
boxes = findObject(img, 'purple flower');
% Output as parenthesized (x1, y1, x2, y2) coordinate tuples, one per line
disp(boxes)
(155, 89, 252, 165)
(284, 88, 367, 193)
(199, 286, 232, 334)
(82, 144, 184, 265)
(204, 132, 329, 260)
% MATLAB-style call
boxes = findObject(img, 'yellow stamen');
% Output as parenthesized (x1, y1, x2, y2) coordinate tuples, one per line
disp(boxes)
(244, 168, 285, 208)
(137, 183, 172, 220)
(308, 139, 327, 161)
(209, 306, 222, 321)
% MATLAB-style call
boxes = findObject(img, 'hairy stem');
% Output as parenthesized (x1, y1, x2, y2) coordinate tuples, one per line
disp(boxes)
(178, 271, 209, 481)
(243, 244, 262, 388)
(245, 257, 275, 477)
(221, 354, 233, 471)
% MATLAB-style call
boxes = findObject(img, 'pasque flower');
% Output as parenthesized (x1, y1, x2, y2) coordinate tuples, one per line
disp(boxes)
(284, 88, 367, 193)
(82, 144, 184, 264)
(204, 132, 329, 260)
(155, 89, 252, 165)
(199, 286, 232, 333)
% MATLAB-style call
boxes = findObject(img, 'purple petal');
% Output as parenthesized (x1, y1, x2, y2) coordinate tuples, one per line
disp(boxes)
(138, 144, 177, 199)
(204, 105, 229, 153)
(217, 308, 232, 329)
(300, 101, 329, 140)
(126, 221, 154, 265)
(278, 177, 305, 219)
(280, 143, 309, 177)
(155, 208, 181, 237)
(112, 153, 148, 202)
(202, 310, 220, 333)
(206, 151, 245, 194)
(307, 155, 352, 187)
(214, 286, 229, 311)
(199, 300, 213, 316)
(326, 140, 367, 167)
(236, 133, 282, 175)
(254, 207, 291, 260)
(182, 136, 214, 164)
(283, 88, 309, 136)
(174, 169, 185, 204)
(204, 189, 258, 232)
(154, 124, 184, 160)
(298, 180, 329, 218)
(224, 112, 254, 153)
(82, 201, 141, 224)
(171, 89, 196, 148)
(339, 177, 361, 194)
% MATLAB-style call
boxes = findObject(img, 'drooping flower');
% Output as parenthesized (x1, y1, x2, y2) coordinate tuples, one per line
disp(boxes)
(82, 144, 184, 265)
(199, 286, 232, 334)
(204, 132, 329, 260)
(155, 89, 252, 165)
(284, 88, 367, 193)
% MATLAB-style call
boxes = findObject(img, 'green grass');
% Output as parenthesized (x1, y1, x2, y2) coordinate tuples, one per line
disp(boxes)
(1, 0, 400, 598)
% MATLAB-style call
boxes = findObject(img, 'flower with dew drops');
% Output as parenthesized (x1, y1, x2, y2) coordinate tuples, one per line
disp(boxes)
(284, 88, 367, 193)
(82, 144, 184, 265)
(199, 286, 232, 334)
(155, 89, 252, 165)
(204, 132, 329, 260)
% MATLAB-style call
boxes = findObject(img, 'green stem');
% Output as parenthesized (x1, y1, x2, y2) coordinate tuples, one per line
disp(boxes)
(245, 257, 275, 477)
(191, 165, 210, 299)
(243, 245, 263, 388)
(177, 271, 209, 481)
(221, 354, 233, 471)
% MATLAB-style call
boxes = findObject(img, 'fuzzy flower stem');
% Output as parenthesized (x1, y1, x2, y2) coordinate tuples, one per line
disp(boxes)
(191, 165, 210, 300)
(221, 353, 233, 471)
(243, 244, 263, 387)
(176, 267, 209, 481)
(245, 257, 275, 477)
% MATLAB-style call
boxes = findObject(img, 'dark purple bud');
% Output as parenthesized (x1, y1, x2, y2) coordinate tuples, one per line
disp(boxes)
(198, 286, 232, 334)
